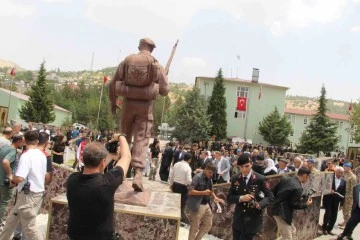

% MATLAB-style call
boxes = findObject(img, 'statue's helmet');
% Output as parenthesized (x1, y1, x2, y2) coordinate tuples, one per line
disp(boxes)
(139, 38, 156, 49)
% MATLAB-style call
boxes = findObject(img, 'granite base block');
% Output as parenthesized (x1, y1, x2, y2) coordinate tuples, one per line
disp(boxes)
(47, 191, 181, 240)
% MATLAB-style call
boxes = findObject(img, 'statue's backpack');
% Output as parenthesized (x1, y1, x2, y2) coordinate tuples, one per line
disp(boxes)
(123, 54, 160, 87)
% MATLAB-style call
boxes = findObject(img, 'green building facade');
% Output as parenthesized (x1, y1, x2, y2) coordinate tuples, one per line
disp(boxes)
(195, 76, 288, 144)
(0, 88, 72, 127)
(195, 75, 359, 157)
(285, 108, 360, 152)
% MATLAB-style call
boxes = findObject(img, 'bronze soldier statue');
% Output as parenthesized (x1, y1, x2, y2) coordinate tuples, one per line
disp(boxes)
(109, 38, 169, 191)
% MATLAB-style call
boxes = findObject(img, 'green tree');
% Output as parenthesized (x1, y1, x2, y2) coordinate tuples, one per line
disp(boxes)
(297, 85, 338, 156)
(153, 96, 171, 136)
(258, 107, 292, 145)
(172, 87, 212, 142)
(207, 68, 227, 139)
(167, 96, 184, 127)
(350, 102, 360, 143)
(19, 62, 55, 123)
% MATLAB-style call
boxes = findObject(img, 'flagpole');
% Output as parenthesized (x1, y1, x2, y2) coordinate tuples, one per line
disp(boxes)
(6, 68, 15, 123)
(96, 81, 104, 129)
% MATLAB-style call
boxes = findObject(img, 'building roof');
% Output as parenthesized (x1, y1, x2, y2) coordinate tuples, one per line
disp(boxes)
(195, 76, 289, 90)
(0, 87, 72, 113)
(285, 108, 350, 121)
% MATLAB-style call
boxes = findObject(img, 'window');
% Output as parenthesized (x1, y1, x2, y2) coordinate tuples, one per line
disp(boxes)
(290, 129, 294, 136)
(291, 115, 295, 123)
(237, 86, 249, 98)
(350, 136, 353, 143)
(235, 86, 249, 119)
(304, 117, 308, 124)
(339, 135, 342, 142)
(234, 110, 246, 119)
(339, 122, 343, 128)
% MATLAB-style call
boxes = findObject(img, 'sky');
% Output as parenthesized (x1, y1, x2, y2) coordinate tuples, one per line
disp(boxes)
(1, 0, 360, 102)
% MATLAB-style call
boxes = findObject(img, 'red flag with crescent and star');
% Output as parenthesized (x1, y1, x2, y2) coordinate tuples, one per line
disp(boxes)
(237, 97, 247, 111)
(10, 67, 15, 76)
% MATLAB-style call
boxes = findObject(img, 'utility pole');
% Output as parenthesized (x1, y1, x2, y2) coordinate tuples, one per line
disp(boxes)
(90, 52, 94, 71)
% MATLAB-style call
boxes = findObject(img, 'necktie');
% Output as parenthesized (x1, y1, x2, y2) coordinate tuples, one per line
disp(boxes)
(243, 176, 247, 186)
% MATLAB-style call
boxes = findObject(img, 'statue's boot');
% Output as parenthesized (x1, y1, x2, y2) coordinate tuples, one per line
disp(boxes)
(132, 168, 144, 192)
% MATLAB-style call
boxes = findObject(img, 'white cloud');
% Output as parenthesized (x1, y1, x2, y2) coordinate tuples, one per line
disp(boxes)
(182, 57, 206, 68)
(42, 0, 71, 2)
(0, 0, 35, 17)
(350, 26, 360, 32)
(84, 0, 348, 38)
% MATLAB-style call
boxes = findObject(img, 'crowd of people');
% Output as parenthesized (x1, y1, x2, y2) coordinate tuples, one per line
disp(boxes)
(1, 123, 360, 240)
(159, 140, 359, 240)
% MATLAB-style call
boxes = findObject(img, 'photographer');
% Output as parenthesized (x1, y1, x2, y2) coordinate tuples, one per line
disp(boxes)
(227, 153, 274, 240)
(0, 134, 24, 221)
(66, 134, 131, 240)
(104, 134, 122, 172)
(0, 130, 47, 240)
(271, 167, 313, 240)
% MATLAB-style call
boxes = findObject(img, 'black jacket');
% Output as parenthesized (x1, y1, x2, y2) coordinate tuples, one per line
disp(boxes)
(323, 176, 346, 206)
(252, 161, 265, 175)
(227, 171, 275, 233)
(172, 150, 185, 165)
(161, 146, 174, 167)
(352, 184, 360, 212)
(271, 176, 308, 225)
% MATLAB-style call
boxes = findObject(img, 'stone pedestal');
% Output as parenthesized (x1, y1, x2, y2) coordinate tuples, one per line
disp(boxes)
(47, 191, 181, 240)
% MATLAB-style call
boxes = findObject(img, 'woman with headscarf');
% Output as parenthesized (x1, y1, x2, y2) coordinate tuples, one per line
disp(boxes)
(264, 158, 278, 176)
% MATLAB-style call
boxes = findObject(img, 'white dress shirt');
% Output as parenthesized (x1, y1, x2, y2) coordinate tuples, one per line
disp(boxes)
(169, 160, 192, 186)
(335, 177, 341, 190)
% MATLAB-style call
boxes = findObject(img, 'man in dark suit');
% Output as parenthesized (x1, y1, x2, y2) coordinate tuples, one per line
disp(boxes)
(252, 154, 265, 175)
(172, 145, 185, 165)
(271, 167, 313, 239)
(322, 166, 346, 235)
(337, 184, 360, 240)
(227, 153, 275, 240)
(159, 142, 174, 181)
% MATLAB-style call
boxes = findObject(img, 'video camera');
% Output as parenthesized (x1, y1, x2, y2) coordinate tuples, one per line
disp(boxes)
(249, 185, 265, 208)
(301, 188, 316, 201)
(106, 141, 118, 154)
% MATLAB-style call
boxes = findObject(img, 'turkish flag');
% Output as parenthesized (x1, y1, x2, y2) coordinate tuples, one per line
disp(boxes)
(237, 97, 247, 111)
(117, 99, 122, 105)
(348, 100, 352, 111)
(10, 68, 15, 76)
(103, 76, 108, 83)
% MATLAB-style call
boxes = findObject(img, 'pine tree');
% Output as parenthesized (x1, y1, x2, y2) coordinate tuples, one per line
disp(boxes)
(297, 85, 338, 156)
(258, 107, 291, 145)
(19, 62, 55, 124)
(207, 68, 227, 140)
(172, 87, 212, 142)
(351, 102, 360, 143)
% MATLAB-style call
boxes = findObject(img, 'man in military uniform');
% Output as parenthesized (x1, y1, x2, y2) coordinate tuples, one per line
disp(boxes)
(227, 153, 275, 240)
(339, 163, 357, 228)
(109, 38, 168, 191)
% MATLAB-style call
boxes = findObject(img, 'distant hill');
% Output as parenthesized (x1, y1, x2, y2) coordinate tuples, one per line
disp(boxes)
(0, 59, 21, 69)
(0, 59, 351, 115)
(286, 95, 350, 115)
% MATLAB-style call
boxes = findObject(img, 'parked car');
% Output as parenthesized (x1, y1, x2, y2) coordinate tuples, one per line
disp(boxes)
(72, 123, 87, 130)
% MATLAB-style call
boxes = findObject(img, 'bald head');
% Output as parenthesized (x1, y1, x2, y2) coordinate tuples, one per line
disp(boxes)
(2, 127, 13, 139)
(12, 123, 21, 134)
